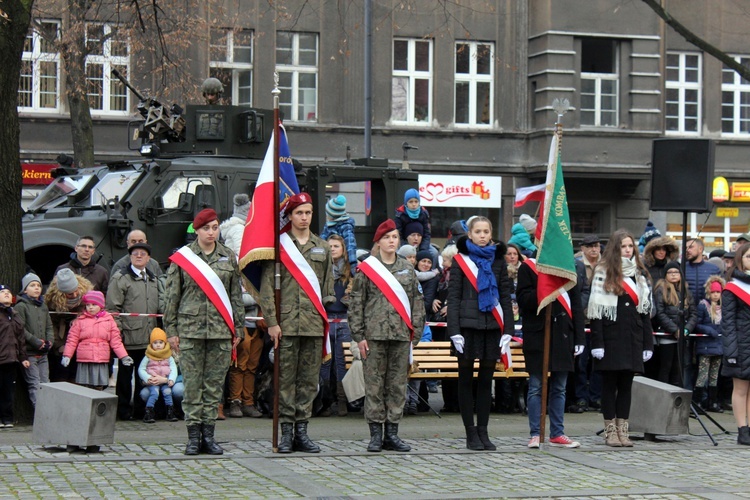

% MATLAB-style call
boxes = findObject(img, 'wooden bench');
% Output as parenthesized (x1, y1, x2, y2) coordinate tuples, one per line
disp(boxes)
(344, 341, 528, 379)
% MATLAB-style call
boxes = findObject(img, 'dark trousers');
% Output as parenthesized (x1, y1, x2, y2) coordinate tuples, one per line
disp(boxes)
(116, 349, 146, 419)
(601, 370, 635, 420)
(0, 363, 18, 424)
(656, 343, 681, 386)
(457, 359, 494, 428)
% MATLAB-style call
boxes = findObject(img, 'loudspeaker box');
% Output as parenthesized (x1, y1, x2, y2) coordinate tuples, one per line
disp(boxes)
(650, 138, 715, 212)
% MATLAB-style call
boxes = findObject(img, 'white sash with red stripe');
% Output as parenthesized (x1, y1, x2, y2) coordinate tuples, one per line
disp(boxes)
(169, 246, 235, 335)
(524, 259, 572, 318)
(622, 277, 639, 306)
(358, 256, 415, 338)
(726, 279, 750, 307)
(454, 253, 504, 331)
(279, 233, 331, 357)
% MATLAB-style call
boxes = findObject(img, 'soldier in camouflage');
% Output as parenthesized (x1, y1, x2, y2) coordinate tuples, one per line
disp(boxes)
(348, 219, 425, 452)
(259, 192, 335, 454)
(164, 208, 244, 456)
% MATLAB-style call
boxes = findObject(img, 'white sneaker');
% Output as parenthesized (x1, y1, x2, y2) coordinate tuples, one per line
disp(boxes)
(527, 436, 540, 448)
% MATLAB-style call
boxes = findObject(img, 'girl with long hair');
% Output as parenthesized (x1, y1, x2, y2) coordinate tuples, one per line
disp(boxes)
(587, 229, 653, 447)
(325, 234, 353, 416)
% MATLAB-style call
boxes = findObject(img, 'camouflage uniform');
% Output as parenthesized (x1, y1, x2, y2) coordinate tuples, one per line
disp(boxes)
(163, 240, 244, 426)
(348, 255, 425, 424)
(258, 232, 334, 424)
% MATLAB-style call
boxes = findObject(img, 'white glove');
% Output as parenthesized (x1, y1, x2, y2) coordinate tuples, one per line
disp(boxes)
(120, 356, 134, 366)
(574, 345, 585, 356)
(591, 348, 604, 360)
(60, 356, 70, 367)
(500, 334, 512, 345)
(450, 334, 465, 354)
(643, 350, 653, 362)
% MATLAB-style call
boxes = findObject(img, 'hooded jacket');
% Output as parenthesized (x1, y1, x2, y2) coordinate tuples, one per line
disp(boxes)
(45, 274, 94, 354)
(14, 294, 54, 355)
(721, 269, 750, 380)
(694, 275, 725, 356)
(507, 223, 537, 256)
(220, 215, 245, 257)
(642, 236, 680, 283)
(63, 311, 128, 363)
(0, 305, 26, 365)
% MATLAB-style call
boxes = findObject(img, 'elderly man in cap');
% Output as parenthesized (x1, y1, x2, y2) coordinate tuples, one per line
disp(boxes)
(259, 192, 335, 453)
(164, 208, 245, 455)
(107, 242, 164, 421)
(110, 230, 163, 278)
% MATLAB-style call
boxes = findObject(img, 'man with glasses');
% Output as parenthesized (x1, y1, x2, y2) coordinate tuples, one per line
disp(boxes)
(110, 230, 162, 278)
(55, 235, 109, 294)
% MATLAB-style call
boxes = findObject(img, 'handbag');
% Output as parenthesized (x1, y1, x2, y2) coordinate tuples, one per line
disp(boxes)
(342, 358, 366, 402)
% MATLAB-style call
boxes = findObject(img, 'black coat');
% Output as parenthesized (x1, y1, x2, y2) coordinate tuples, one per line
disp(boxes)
(589, 277, 654, 372)
(721, 270, 750, 380)
(447, 236, 514, 337)
(516, 261, 585, 374)
(653, 286, 697, 335)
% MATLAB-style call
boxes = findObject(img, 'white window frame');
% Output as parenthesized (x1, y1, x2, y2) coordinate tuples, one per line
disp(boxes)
(454, 41, 494, 127)
(85, 23, 130, 116)
(276, 32, 318, 122)
(391, 38, 433, 125)
(721, 55, 750, 137)
(580, 73, 619, 127)
(19, 20, 61, 113)
(209, 28, 254, 106)
(665, 51, 702, 135)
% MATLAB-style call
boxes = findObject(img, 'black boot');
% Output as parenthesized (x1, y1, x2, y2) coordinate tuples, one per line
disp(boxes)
(465, 426, 484, 450)
(278, 423, 294, 453)
(692, 387, 705, 410)
(707, 387, 724, 413)
(293, 421, 321, 453)
(165, 406, 179, 422)
(382, 422, 411, 452)
(476, 425, 496, 451)
(739, 426, 750, 445)
(367, 423, 383, 452)
(184, 424, 201, 455)
(200, 423, 224, 455)
(143, 407, 155, 424)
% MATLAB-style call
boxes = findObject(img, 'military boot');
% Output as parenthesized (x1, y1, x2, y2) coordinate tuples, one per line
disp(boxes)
(184, 424, 201, 455)
(200, 423, 224, 455)
(278, 423, 294, 453)
(367, 423, 383, 452)
(383, 422, 411, 452)
(293, 421, 321, 453)
(476, 425, 496, 451)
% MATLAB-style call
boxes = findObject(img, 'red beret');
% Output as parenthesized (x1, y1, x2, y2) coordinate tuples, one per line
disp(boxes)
(373, 219, 397, 242)
(193, 208, 219, 229)
(285, 192, 313, 214)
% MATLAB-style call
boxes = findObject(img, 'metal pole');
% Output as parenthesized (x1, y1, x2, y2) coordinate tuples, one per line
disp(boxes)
(272, 74, 281, 453)
(364, 0, 372, 158)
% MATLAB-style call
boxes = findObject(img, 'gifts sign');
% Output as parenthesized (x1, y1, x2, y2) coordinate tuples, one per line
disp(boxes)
(418, 175, 501, 208)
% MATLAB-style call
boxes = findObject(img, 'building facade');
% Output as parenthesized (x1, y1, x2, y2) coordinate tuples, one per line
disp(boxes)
(18, 0, 750, 249)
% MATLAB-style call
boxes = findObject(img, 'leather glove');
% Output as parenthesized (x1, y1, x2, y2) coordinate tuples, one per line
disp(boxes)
(643, 350, 653, 362)
(591, 348, 604, 360)
(574, 345, 585, 356)
(38, 340, 51, 354)
(61, 356, 70, 367)
(121, 356, 134, 366)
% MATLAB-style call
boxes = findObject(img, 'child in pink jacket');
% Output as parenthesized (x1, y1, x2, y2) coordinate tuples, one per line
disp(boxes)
(62, 291, 132, 389)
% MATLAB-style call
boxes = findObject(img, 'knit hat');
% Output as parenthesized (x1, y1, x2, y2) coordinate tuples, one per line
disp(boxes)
(416, 249, 433, 265)
(519, 214, 537, 233)
(193, 208, 219, 230)
(325, 195, 347, 219)
(664, 261, 681, 274)
(710, 281, 723, 293)
(285, 192, 313, 215)
(639, 220, 662, 248)
(0, 284, 9, 293)
(82, 290, 105, 308)
(150, 327, 168, 344)
(233, 193, 251, 220)
(55, 268, 78, 294)
(397, 245, 417, 258)
(373, 219, 397, 242)
(403, 220, 424, 237)
(20, 273, 41, 293)
(404, 188, 420, 206)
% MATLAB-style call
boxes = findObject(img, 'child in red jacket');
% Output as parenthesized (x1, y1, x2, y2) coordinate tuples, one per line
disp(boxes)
(62, 291, 132, 389)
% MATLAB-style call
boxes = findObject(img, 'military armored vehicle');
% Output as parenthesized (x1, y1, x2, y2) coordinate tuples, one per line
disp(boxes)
(22, 77, 418, 283)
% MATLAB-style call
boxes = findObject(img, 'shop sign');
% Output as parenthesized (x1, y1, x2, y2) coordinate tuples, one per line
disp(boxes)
(713, 176, 729, 203)
(731, 182, 750, 202)
(418, 174, 501, 208)
(717, 207, 739, 218)
(22, 163, 56, 186)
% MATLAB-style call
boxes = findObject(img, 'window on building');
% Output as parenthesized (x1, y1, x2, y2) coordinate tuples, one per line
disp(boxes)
(392, 38, 432, 124)
(455, 41, 493, 126)
(666, 52, 701, 135)
(209, 28, 253, 106)
(580, 38, 618, 127)
(86, 23, 129, 115)
(721, 56, 750, 136)
(276, 32, 318, 122)
(18, 20, 60, 112)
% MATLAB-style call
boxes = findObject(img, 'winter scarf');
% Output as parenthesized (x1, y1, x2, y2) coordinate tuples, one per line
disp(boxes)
(146, 343, 173, 361)
(588, 256, 651, 321)
(405, 206, 421, 219)
(466, 239, 498, 312)
(19, 293, 44, 307)
(332, 258, 345, 281)
(326, 215, 350, 226)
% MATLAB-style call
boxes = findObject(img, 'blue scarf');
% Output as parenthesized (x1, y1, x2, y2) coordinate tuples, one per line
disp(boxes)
(19, 293, 44, 307)
(466, 240, 498, 312)
(406, 206, 421, 219)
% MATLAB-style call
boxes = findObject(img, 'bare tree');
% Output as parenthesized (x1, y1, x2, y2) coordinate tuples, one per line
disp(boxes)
(0, 1, 34, 289)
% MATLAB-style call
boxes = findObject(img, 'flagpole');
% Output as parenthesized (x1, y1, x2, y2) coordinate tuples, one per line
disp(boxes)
(272, 73, 281, 453)
(539, 101, 567, 447)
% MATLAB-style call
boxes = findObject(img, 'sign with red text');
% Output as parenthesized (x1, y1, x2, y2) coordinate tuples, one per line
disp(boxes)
(418, 174, 501, 208)
(22, 163, 56, 185)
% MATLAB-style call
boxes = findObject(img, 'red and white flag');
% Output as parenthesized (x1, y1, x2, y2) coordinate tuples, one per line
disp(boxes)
(514, 183, 546, 208)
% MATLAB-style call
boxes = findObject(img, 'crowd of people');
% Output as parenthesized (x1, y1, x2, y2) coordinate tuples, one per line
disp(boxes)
(3, 188, 750, 454)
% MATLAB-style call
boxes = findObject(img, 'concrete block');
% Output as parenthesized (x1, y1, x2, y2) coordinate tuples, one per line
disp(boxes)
(629, 376, 691, 436)
(33, 382, 118, 447)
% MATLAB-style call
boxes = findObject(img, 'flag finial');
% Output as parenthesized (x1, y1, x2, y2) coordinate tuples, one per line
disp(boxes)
(552, 98, 570, 123)
(272, 72, 280, 96)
